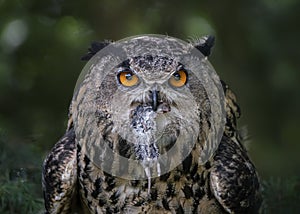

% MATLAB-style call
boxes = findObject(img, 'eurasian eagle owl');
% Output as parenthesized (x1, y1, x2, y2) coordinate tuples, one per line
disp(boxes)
(43, 35, 261, 213)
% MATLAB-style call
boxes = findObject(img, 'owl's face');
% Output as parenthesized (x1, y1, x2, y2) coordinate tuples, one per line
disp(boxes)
(71, 35, 226, 180)
(112, 56, 200, 173)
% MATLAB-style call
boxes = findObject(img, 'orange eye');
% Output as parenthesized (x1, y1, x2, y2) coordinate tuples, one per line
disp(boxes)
(118, 71, 139, 87)
(169, 70, 187, 87)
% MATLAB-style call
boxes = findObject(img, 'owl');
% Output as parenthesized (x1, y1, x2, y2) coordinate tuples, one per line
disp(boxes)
(42, 35, 261, 214)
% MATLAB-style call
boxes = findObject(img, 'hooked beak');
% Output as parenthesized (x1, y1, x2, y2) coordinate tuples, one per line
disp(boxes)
(151, 90, 159, 111)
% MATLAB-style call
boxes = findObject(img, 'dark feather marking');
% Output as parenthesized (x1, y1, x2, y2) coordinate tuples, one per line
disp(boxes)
(159, 172, 170, 181)
(98, 198, 106, 206)
(83, 186, 89, 199)
(150, 188, 158, 201)
(105, 175, 115, 192)
(204, 161, 211, 169)
(118, 138, 132, 158)
(133, 197, 144, 206)
(182, 153, 193, 174)
(176, 205, 184, 214)
(162, 198, 170, 210)
(130, 180, 140, 187)
(91, 177, 102, 199)
(110, 191, 119, 204)
(182, 185, 193, 199)
(194, 35, 215, 57)
(194, 187, 205, 199)
(166, 183, 175, 197)
(81, 40, 112, 61)
(106, 206, 113, 214)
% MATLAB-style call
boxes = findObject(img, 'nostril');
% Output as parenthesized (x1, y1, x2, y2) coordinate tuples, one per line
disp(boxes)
(149, 90, 160, 95)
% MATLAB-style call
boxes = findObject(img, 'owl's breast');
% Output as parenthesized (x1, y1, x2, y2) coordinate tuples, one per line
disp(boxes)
(77, 144, 212, 214)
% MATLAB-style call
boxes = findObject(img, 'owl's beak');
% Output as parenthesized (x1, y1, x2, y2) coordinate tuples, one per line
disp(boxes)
(151, 90, 159, 111)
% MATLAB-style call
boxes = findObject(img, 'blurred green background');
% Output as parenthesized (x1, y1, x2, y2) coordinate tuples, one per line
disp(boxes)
(0, 0, 299, 213)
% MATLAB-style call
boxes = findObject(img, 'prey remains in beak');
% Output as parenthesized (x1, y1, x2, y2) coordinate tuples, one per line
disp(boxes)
(130, 91, 171, 194)
(130, 105, 160, 194)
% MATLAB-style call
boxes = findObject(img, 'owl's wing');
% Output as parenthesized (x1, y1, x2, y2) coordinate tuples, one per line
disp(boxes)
(42, 127, 77, 214)
(210, 136, 261, 213)
(209, 82, 261, 213)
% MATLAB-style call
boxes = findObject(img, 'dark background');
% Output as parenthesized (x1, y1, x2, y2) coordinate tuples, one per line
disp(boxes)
(1, 0, 299, 213)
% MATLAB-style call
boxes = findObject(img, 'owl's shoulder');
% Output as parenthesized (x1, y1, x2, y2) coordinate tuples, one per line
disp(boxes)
(42, 128, 78, 213)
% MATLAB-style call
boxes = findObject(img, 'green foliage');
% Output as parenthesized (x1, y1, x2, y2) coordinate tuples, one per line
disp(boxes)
(0, 134, 44, 214)
(0, 175, 44, 214)
(261, 177, 300, 214)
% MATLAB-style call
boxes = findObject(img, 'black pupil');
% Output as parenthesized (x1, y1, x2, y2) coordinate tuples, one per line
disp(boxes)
(173, 72, 181, 80)
(125, 73, 133, 80)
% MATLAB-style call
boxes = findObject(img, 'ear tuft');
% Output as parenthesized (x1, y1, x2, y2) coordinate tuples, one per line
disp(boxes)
(193, 35, 215, 57)
(81, 40, 112, 61)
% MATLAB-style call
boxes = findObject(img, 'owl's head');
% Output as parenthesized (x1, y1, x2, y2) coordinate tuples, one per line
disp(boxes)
(71, 35, 226, 180)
